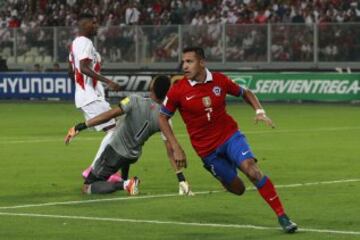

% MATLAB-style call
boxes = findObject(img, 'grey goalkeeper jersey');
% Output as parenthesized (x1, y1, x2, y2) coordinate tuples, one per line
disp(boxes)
(109, 94, 162, 159)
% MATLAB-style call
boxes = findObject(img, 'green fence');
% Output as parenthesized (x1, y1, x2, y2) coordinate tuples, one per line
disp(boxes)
(226, 72, 360, 101)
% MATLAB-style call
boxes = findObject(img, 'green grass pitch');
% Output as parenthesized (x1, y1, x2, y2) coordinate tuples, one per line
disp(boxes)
(0, 101, 359, 240)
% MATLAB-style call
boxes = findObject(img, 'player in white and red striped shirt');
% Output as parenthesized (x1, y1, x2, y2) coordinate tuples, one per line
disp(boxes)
(69, 13, 122, 183)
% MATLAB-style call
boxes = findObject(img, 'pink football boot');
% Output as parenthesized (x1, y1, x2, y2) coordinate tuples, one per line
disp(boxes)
(82, 166, 122, 183)
(82, 166, 93, 179)
(107, 171, 122, 183)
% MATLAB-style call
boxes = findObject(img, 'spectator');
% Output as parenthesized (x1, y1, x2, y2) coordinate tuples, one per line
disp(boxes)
(53, 62, 61, 72)
(0, 55, 8, 71)
(125, 2, 141, 25)
(8, 15, 20, 28)
(292, 9, 305, 23)
(33, 63, 42, 72)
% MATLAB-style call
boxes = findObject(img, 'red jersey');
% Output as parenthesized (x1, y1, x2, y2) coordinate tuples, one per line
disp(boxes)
(161, 69, 244, 157)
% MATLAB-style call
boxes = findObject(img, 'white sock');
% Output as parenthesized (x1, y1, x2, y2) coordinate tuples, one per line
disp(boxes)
(91, 128, 114, 167)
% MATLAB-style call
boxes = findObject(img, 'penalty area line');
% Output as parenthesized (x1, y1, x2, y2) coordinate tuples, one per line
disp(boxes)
(0, 212, 359, 236)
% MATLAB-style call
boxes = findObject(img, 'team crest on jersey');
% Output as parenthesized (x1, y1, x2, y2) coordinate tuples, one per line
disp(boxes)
(213, 86, 221, 96)
(202, 96, 212, 107)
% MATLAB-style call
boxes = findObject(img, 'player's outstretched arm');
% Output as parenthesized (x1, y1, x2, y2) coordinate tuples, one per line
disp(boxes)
(65, 107, 123, 145)
(163, 140, 181, 171)
(163, 139, 194, 196)
(64, 123, 86, 145)
(242, 88, 275, 128)
(80, 59, 121, 91)
(159, 114, 187, 169)
(86, 107, 123, 127)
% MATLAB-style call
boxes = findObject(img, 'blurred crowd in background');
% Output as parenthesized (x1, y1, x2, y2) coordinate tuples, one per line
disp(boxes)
(1, 0, 360, 28)
(0, 0, 359, 71)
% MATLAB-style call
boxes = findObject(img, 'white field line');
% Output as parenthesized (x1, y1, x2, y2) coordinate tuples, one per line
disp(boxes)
(1, 126, 360, 144)
(0, 212, 359, 236)
(0, 191, 214, 210)
(0, 137, 102, 144)
(0, 178, 359, 210)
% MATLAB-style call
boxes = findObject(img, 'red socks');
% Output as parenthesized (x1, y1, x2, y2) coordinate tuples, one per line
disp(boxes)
(257, 176, 285, 217)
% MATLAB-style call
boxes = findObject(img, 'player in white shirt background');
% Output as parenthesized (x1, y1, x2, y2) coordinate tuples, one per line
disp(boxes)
(69, 13, 122, 182)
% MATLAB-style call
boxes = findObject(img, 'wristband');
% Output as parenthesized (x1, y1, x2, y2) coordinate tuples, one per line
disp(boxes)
(74, 122, 87, 132)
(256, 109, 266, 115)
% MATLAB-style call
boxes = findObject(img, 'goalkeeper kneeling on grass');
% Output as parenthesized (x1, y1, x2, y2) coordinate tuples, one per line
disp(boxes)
(65, 75, 194, 196)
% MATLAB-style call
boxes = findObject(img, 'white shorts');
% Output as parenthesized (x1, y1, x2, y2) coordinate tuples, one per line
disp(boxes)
(81, 100, 116, 131)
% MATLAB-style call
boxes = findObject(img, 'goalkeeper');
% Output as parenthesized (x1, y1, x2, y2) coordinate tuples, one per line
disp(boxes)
(65, 75, 193, 196)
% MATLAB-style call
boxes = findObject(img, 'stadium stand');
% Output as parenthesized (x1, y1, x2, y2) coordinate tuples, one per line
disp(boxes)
(1, 0, 359, 28)
(0, 0, 359, 67)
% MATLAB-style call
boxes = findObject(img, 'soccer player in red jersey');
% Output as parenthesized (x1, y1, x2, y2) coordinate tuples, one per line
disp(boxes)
(159, 47, 298, 233)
